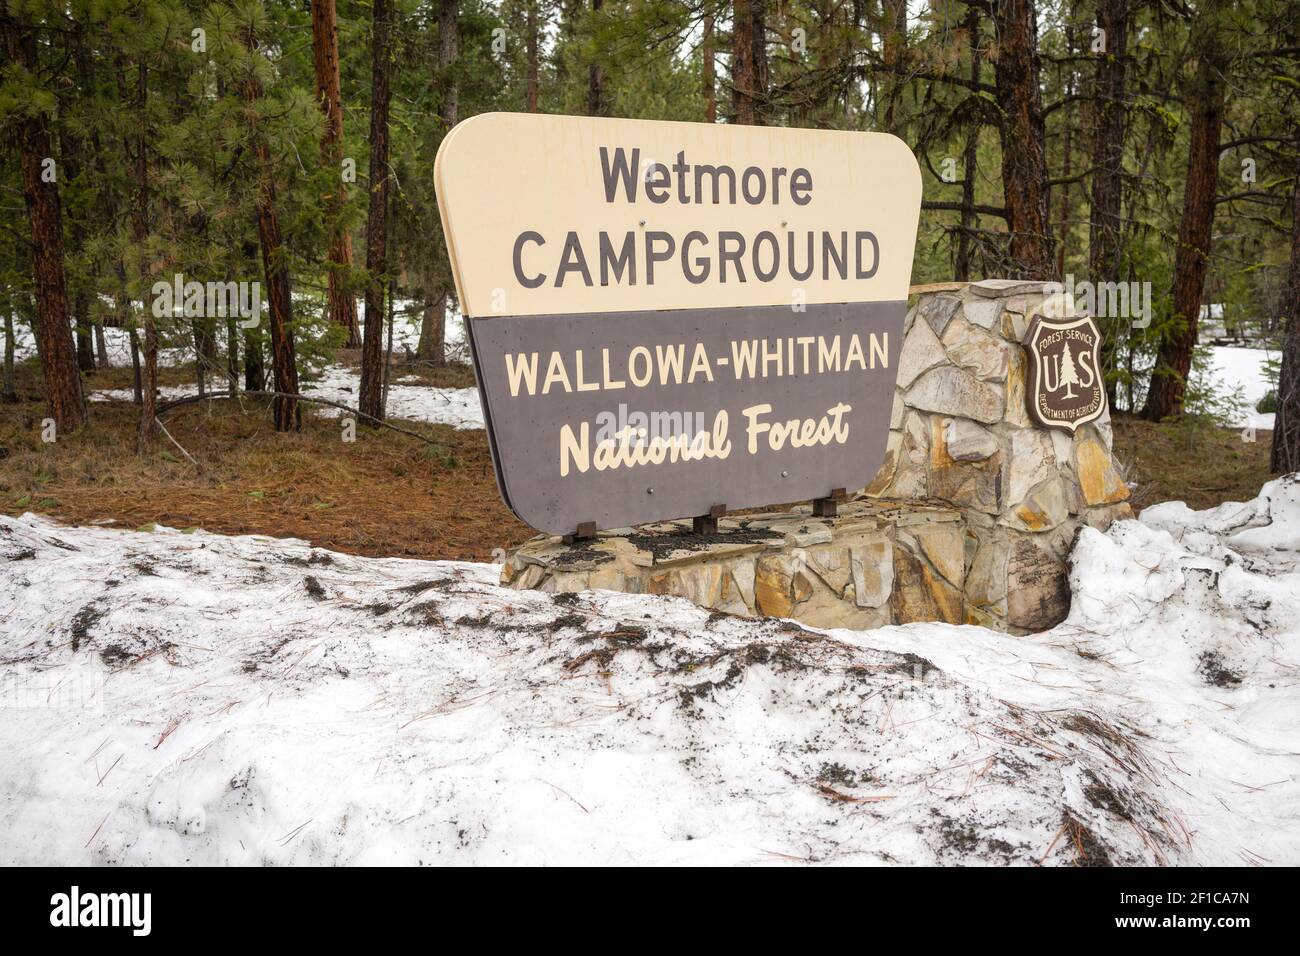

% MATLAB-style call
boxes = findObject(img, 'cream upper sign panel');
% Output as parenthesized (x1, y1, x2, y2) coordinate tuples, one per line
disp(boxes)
(435, 113, 921, 318)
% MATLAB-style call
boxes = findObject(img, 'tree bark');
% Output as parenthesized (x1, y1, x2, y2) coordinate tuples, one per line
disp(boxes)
(1270, 146, 1300, 473)
(586, 0, 606, 116)
(2, 14, 87, 432)
(244, 329, 265, 393)
(702, 11, 717, 123)
(311, 0, 360, 348)
(122, 56, 157, 449)
(731, 0, 768, 126)
(990, 0, 1054, 279)
(243, 36, 301, 431)
(251, 137, 300, 431)
(1090, 0, 1130, 405)
(2, 297, 16, 402)
(955, 6, 981, 281)
(417, 295, 446, 364)
(417, 0, 459, 366)
(525, 0, 540, 112)
(879, 0, 907, 134)
(439, 0, 460, 130)
(226, 316, 239, 398)
(129, 329, 142, 406)
(1142, 3, 1226, 421)
(1054, 24, 1075, 279)
(360, 0, 393, 420)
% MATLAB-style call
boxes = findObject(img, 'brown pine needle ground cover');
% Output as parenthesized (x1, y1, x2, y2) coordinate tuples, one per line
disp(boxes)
(0, 361, 533, 562)
(1109, 415, 1276, 513)
(0, 357, 1279, 562)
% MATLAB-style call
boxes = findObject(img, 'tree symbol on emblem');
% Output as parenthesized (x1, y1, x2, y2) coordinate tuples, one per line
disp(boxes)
(1058, 344, 1080, 400)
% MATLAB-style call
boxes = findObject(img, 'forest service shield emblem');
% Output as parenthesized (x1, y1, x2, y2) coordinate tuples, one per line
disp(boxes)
(1023, 314, 1107, 433)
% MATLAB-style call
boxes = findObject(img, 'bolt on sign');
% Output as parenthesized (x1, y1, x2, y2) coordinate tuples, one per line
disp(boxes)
(435, 113, 922, 535)
(1023, 314, 1107, 433)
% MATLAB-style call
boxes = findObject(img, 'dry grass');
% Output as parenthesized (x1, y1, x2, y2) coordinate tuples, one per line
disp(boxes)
(0, 360, 532, 562)
(1110, 414, 1276, 513)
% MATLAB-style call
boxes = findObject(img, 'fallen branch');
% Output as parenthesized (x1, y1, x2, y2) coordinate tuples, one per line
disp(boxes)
(155, 416, 202, 471)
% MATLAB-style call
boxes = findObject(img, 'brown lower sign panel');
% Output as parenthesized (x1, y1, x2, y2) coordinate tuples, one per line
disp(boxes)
(470, 300, 905, 534)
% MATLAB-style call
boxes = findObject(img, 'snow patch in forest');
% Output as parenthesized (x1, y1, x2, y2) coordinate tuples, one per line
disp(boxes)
(1206, 346, 1276, 430)
(1, 477, 1298, 865)
(87, 364, 484, 431)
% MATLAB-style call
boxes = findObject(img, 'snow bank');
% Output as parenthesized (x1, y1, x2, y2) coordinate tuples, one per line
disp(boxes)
(1, 477, 1298, 865)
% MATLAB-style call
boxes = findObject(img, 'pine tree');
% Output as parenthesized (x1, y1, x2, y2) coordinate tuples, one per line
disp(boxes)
(1143, 0, 1228, 420)
(1271, 147, 1300, 474)
(312, 0, 360, 348)
(1, 10, 87, 433)
(360, 0, 394, 421)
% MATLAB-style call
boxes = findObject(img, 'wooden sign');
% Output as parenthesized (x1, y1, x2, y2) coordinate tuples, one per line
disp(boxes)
(436, 113, 922, 535)
(1023, 314, 1107, 433)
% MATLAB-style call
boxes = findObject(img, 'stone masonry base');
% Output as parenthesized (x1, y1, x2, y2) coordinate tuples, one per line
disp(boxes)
(500, 495, 1132, 634)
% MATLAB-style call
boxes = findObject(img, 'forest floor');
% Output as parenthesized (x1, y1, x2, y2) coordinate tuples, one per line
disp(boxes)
(0, 359, 532, 562)
(0, 356, 1279, 561)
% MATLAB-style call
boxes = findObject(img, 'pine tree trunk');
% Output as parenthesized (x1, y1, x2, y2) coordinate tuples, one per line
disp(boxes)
(525, 0, 540, 112)
(955, 6, 981, 281)
(311, 0, 360, 348)
(417, 296, 446, 365)
(440, 0, 460, 129)
(226, 316, 239, 398)
(880, 0, 906, 134)
(990, 0, 1054, 279)
(360, 0, 393, 421)
(252, 139, 300, 431)
(75, 299, 95, 372)
(1091, 0, 1130, 406)
(416, 0, 459, 366)
(3, 14, 88, 433)
(587, 0, 605, 116)
(2, 301, 16, 402)
(194, 321, 207, 398)
(243, 33, 301, 431)
(1270, 147, 1300, 474)
(703, 12, 717, 123)
(731, 0, 768, 126)
(124, 57, 157, 449)
(129, 329, 142, 406)
(1054, 25, 1074, 279)
(94, 323, 108, 368)
(244, 329, 265, 393)
(1143, 3, 1226, 421)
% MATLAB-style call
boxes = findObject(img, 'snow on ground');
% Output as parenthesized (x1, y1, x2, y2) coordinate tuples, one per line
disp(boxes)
(1, 478, 1298, 866)
(1112, 345, 1276, 430)
(1207, 346, 1276, 430)
(292, 365, 482, 431)
(6, 302, 468, 366)
(88, 364, 484, 431)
